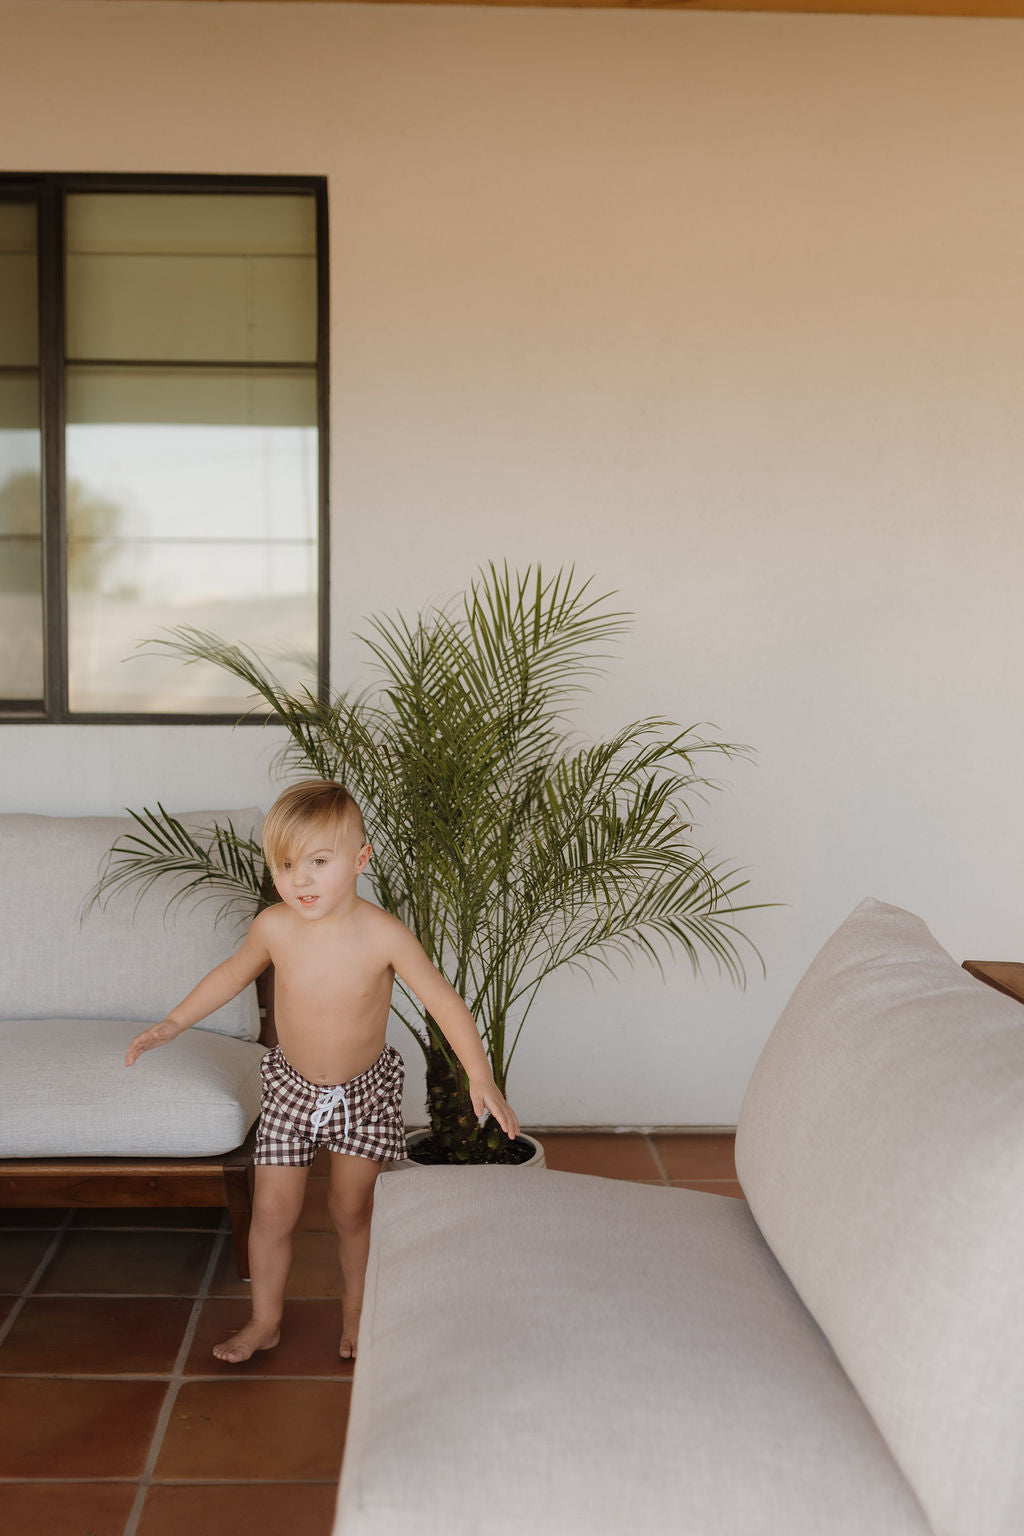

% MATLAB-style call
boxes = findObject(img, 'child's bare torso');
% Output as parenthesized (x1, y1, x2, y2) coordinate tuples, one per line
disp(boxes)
(261, 900, 396, 1085)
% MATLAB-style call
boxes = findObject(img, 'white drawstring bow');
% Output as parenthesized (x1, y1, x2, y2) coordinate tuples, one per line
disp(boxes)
(309, 1083, 350, 1142)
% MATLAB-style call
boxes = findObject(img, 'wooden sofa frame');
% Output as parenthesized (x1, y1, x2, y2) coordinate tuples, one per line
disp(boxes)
(0, 970, 276, 1278)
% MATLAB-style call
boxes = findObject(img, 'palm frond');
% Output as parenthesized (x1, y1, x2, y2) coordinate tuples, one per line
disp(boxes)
(84, 806, 267, 930)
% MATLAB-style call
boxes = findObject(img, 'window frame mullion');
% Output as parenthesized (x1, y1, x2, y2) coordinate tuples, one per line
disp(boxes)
(38, 180, 68, 721)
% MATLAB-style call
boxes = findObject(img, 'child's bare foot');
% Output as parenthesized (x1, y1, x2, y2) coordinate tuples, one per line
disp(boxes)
(339, 1309, 361, 1361)
(212, 1320, 281, 1364)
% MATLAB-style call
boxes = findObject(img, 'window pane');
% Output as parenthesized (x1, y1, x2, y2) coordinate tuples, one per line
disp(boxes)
(0, 376, 43, 700)
(67, 365, 316, 428)
(0, 202, 37, 367)
(66, 193, 317, 364)
(65, 369, 317, 713)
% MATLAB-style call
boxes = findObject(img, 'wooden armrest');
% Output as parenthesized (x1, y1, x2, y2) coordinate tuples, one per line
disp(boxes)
(961, 961, 1024, 1007)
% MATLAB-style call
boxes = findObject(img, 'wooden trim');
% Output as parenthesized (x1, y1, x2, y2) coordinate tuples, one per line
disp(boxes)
(961, 961, 1024, 1007)
(143, 0, 1024, 17)
(0, 1161, 244, 1208)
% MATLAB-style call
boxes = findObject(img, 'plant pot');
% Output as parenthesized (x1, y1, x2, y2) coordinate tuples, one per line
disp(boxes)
(398, 1129, 546, 1169)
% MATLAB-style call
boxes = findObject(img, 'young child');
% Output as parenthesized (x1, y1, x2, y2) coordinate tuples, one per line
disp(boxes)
(124, 778, 519, 1364)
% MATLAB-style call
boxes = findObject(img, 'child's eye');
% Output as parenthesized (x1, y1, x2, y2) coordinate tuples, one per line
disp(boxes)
(313, 857, 326, 866)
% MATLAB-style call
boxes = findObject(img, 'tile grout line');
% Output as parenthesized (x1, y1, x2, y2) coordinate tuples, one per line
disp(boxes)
(0, 1212, 74, 1350)
(22, 1290, 233, 1300)
(645, 1135, 670, 1184)
(0, 1475, 342, 1484)
(6, 1371, 347, 1382)
(121, 1221, 229, 1536)
(667, 1177, 740, 1184)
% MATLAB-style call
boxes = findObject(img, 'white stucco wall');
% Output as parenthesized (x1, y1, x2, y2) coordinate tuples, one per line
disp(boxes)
(2, 0, 1023, 1125)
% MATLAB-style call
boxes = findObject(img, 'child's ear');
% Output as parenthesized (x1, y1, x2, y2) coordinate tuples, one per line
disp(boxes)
(357, 842, 372, 872)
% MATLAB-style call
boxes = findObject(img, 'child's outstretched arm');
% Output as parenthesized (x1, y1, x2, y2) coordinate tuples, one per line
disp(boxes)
(124, 915, 273, 1066)
(388, 921, 520, 1140)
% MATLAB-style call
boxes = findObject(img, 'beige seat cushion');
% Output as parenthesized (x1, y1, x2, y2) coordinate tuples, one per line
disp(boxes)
(336, 1168, 929, 1536)
(0, 1019, 266, 1157)
(736, 897, 1024, 1536)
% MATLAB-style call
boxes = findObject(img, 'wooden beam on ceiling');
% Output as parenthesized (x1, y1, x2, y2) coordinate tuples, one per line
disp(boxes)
(149, 0, 1024, 17)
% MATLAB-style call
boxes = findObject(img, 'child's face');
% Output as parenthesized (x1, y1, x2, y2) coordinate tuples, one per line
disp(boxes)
(272, 817, 371, 921)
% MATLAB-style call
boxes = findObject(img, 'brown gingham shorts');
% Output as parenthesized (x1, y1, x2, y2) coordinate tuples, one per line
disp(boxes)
(254, 1044, 408, 1166)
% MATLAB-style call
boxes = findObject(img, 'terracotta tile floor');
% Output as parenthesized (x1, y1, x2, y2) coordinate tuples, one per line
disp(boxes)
(0, 1132, 741, 1536)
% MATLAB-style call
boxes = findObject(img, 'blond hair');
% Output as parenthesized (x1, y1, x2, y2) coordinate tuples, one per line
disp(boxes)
(261, 780, 367, 873)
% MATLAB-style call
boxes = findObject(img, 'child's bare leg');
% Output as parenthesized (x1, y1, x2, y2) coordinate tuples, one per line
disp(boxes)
(327, 1151, 381, 1360)
(213, 1164, 310, 1363)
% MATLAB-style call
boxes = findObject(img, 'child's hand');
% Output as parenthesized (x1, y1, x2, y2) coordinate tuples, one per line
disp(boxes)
(125, 1020, 180, 1067)
(470, 1077, 520, 1141)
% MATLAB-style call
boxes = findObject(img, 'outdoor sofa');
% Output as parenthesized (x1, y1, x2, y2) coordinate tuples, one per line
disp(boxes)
(0, 810, 269, 1275)
(336, 898, 1024, 1536)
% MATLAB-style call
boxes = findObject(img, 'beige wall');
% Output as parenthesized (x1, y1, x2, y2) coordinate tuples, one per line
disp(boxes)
(3, 0, 1024, 1124)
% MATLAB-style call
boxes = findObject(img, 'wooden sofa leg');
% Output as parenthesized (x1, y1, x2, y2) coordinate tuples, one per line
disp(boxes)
(224, 1160, 255, 1279)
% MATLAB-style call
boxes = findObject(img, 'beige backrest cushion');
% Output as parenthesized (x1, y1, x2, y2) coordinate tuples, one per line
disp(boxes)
(736, 898, 1024, 1536)
(0, 810, 262, 1040)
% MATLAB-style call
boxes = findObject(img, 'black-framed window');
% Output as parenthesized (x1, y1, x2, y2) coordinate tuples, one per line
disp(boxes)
(0, 174, 329, 723)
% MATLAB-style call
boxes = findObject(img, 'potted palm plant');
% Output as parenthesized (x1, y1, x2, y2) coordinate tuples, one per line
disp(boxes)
(92, 563, 761, 1163)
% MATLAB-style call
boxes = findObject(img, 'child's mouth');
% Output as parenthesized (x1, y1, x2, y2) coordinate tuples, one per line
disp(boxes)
(298, 895, 318, 906)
